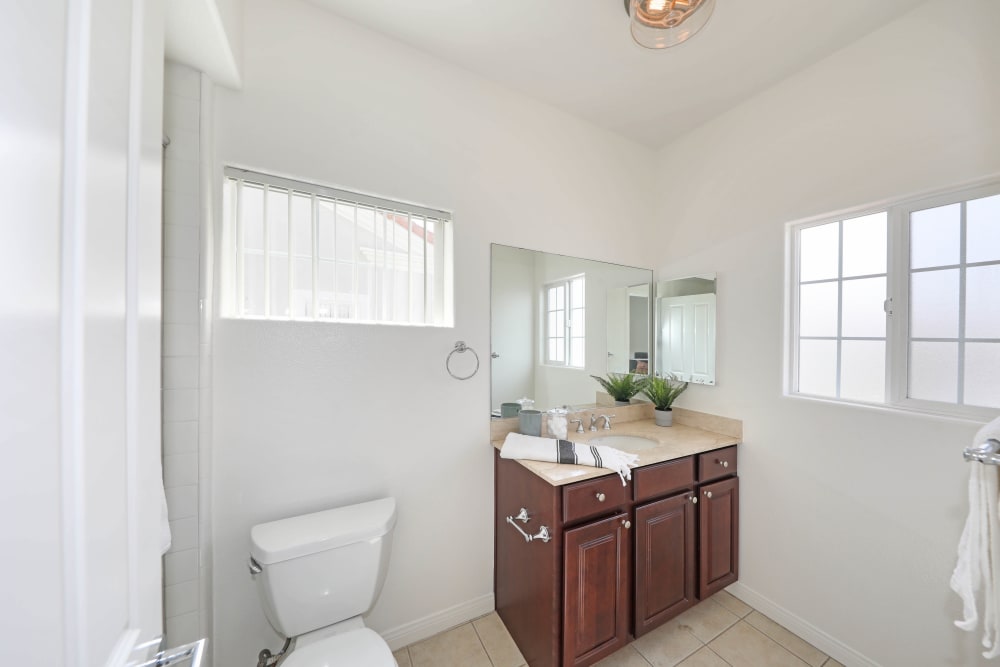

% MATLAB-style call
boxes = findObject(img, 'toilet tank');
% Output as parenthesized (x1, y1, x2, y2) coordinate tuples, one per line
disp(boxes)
(250, 497, 397, 638)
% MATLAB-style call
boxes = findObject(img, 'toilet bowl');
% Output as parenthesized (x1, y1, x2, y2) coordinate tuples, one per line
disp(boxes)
(249, 497, 398, 666)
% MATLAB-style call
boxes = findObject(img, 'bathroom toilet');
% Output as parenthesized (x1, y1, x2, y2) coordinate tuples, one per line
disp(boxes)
(249, 497, 398, 666)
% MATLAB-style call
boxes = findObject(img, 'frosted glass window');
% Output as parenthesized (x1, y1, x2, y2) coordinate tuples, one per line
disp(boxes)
(965, 343, 1000, 408)
(911, 203, 960, 269)
(909, 342, 958, 403)
(225, 169, 452, 326)
(966, 265, 1000, 339)
(841, 277, 886, 338)
(840, 341, 885, 403)
(799, 282, 838, 337)
(798, 340, 837, 397)
(910, 269, 959, 339)
(799, 222, 839, 282)
(842, 212, 887, 277)
(968, 194, 1000, 263)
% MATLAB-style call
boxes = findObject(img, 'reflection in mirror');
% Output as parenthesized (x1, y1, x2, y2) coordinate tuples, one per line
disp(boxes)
(655, 274, 717, 385)
(491, 245, 652, 414)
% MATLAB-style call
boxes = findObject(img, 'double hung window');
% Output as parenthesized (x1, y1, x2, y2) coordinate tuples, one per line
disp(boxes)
(544, 275, 586, 368)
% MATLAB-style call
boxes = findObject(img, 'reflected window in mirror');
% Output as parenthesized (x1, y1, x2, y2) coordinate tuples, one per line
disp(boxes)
(545, 275, 585, 368)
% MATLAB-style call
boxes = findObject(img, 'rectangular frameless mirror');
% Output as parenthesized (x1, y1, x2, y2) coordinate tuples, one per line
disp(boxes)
(491, 244, 653, 414)
(655, 273, 717, 385)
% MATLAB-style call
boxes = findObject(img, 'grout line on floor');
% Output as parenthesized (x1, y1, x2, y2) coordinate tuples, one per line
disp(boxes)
(469, 618, 497, 667)
(730, 621, 811, 666)
(706, 644, 734, 666)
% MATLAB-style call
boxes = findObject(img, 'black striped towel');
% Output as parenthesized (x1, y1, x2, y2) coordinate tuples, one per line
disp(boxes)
(500, 432, 640, 486)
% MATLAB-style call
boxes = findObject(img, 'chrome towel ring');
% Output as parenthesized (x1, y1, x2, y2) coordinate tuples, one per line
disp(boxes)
(446, 341, 479, 380)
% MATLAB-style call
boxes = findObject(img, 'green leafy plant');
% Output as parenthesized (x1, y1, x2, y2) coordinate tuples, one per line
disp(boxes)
(641, 373, 689, 411)
(590, 372, 649, 403)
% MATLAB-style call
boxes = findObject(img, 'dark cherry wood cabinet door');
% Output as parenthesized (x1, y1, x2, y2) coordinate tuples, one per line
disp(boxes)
(698, 476, 739, 599)
(634, 492, 696, 637)
(563, 513, 630, 667)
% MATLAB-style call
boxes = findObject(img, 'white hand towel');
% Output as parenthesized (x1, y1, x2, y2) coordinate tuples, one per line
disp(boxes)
(501, 432, 640, 486)
(951, 415, 1000, 658)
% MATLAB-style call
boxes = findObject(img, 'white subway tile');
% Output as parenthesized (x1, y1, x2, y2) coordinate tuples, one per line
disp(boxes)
(163, 356, 199, 389)
(163, 420, 198, 455)
(163, 548, 199, 585)
(164, 156, 199, 194)
(165, 483, 198, 518)
(165, 580, 199, 617)
(163, 453, 198, 488)
(163, 388, 199, 422)
(163, 190, 200, 227)
(164, 257, 199, 292)
(163, 290, 199, 325)
(166, 611, 201, 647)
(164, 223, 200, 259)
(168, 517, 198, 552)
(163, 324, 199, 357)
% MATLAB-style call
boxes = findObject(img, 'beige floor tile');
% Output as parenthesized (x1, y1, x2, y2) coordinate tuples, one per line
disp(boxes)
(473, 612, 526, 667)
(712, 591, 752, 619)
(669, 599, 740, 643)
(676, 646, 730, 667)
(392, 647, 412, 667)
(744, 612, 826, 666)
(407, 623, 493, 667)
(822, 659, 846, 667)
(709, 622, 810, 667)
(632, 622, 704, 667)
(595, 645, 655, 667)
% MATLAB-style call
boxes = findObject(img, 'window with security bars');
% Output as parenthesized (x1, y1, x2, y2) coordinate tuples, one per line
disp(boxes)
(788, 181, 1000, 417)
(223, 168, 453, 326)
(544, 275, 585, 368)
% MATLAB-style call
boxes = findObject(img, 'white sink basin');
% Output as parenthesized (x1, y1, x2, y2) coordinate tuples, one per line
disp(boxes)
(590, 435, 660, 451)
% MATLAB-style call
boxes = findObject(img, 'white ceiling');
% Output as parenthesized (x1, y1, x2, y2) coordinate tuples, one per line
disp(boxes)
(305, 0, 927, 148)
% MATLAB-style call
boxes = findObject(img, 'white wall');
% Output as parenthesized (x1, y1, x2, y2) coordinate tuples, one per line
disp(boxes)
(651, 1, 1000, 665)
(210, 0, 655, 663)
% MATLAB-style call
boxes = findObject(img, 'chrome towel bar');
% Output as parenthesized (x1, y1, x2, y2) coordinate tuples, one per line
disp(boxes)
(506, 508, 551, 543)
(964, 439, 1000, 466)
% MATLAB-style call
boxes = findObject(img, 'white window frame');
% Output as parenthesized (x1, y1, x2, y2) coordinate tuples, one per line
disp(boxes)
(222, 167, 454, 327)
(543, 274, 586, 368)
(786, 177, 1000, 419)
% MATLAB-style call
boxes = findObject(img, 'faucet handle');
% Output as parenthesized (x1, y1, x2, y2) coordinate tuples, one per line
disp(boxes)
(569, 418, 584, 434)
(600, 414, 616, 430)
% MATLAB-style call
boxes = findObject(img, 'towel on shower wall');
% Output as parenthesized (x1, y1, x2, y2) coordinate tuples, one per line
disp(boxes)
(951, 415, 1000, 658)
(500, 432, 640, 486)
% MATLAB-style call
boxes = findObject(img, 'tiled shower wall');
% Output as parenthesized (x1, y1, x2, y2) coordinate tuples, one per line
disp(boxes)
(162, 62, 212, 657)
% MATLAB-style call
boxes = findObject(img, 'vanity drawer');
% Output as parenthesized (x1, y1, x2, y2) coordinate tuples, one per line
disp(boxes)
(698, 446, 737, 482)
(563, 476, 629, 524)
(634, 457, 696, 503)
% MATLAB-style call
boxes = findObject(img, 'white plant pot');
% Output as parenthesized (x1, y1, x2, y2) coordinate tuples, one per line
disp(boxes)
(654, 408, 673, 427)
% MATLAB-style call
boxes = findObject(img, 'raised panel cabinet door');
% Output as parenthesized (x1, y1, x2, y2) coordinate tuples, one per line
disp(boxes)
(563, 513, 630, 667)
(699, 477, 740, 599)
(634, 493, 696, 637)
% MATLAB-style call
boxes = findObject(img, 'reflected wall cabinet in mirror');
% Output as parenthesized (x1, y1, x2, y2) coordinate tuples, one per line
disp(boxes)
(655, 274, 717, 386)
(490, 244, 652, 413)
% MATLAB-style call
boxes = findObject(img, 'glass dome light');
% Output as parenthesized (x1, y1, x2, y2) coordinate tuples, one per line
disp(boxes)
(627, 0, 716, 49)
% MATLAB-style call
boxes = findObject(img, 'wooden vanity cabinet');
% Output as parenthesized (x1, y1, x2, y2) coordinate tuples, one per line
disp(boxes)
(495, 444, 739, 667)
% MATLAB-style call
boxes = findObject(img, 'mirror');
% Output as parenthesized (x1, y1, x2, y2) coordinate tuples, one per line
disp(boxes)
(491, 244, 653, 413)
(654, 273, 717, 385)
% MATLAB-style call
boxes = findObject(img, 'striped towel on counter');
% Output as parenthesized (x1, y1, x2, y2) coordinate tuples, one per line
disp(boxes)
(500, 432, 640, 486)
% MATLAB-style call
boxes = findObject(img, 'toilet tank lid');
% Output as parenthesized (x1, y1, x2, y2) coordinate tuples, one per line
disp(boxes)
(250, 497, 397, 565)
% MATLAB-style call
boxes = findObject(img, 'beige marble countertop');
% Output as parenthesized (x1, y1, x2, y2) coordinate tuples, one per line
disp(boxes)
(492, 416, 740, 487)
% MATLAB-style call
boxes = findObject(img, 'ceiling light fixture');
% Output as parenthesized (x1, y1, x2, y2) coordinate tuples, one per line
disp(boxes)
(625, 0, 716, 49)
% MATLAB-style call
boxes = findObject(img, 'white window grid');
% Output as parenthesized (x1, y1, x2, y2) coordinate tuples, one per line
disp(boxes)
(544, 275, 585, 368)
(223, 167, 453, 326)
(787, 178, 1000, 419)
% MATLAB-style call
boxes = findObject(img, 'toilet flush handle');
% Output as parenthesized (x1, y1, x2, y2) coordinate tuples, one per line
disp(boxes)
(248, 556, 262, 575)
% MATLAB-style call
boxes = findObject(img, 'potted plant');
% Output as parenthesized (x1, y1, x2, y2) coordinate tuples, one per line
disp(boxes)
(642, 373, 689, 426)
(590, 372, 649, 405)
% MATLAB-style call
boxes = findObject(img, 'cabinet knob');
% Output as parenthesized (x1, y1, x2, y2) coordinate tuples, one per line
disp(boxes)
(717, 459, 729, 468)
(622, 519, 631, 529)
(690, 495, 698, 504)
(705, 491, 713, 499)
(596, 492, 606, 502)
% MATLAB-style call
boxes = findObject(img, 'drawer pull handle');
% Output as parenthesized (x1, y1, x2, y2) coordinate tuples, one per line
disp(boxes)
(717, 459, 729, 468)
(622, 519, 631, 529)
(596, 492, 606, 502)
(506, 515, 552, 543)
(705, 491, 713, 499)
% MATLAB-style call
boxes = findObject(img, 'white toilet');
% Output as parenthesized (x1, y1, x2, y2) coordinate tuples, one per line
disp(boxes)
(249, 497, 398, 666)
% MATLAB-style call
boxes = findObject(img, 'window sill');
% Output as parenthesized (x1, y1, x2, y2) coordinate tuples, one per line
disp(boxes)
(783, 392, 998, 425)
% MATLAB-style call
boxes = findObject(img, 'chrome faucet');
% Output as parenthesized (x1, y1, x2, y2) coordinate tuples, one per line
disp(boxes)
(599, 414, 616, 430)
(570, 418, 585, 434)
(589, 414, 600, 432)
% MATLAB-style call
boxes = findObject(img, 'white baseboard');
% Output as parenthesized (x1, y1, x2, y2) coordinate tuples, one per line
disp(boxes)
(726, 582, 882, 667)
(381, 593, 496, 651)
